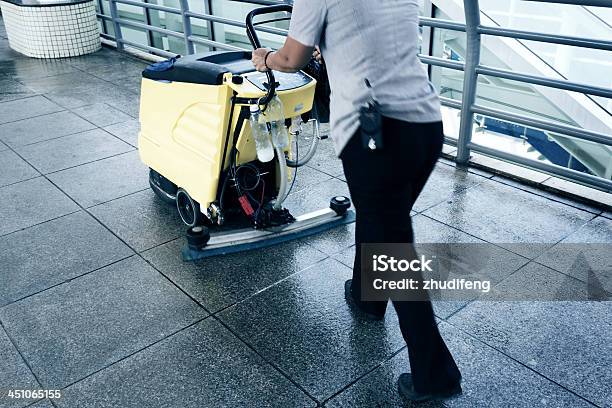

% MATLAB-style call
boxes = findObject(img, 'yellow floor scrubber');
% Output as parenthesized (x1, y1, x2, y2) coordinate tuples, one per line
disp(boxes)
(138, 5, 354, 261)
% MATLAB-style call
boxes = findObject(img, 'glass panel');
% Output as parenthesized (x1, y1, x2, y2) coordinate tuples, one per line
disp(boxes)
(146, 0, 185, 54)
(211, 0, 288, 50)
(479, 0, 612, 42)
(98, 0, 113, 37)
(115, 2, 149, 47)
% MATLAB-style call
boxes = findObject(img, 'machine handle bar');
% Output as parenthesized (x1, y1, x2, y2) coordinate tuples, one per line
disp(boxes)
(246, 4, 293, 107)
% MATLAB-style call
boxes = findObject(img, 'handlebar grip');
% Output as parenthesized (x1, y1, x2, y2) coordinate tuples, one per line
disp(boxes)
(245, 5, 293, 107)
(245, 4, 293, 49)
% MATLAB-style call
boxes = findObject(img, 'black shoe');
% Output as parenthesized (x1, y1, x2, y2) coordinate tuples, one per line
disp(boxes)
(398, 373, 462, 402)
(344, 280, 384, 321)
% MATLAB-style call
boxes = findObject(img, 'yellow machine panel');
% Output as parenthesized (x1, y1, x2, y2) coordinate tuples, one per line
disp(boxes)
(139, 69, 315, 211)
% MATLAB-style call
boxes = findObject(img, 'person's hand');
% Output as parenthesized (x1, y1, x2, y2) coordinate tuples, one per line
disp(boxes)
(252, 48, 272, 72)
(313, 46, 323, 64)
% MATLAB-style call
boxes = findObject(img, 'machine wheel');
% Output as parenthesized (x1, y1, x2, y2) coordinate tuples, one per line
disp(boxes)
(186, 225, 210, 250)
(330, 196, 351, 216)
(176, 188, 203, 227)
(149, 169, 177, 205)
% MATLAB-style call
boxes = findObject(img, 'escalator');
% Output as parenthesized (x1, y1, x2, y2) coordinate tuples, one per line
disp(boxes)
(428, 0, 612, 180)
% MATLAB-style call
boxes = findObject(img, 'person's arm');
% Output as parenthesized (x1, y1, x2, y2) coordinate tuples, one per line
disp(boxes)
(251, 0, 326, 73)
(252, 38, 313, 73)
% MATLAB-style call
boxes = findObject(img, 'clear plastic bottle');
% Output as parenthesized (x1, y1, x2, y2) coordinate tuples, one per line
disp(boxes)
(249, 105, 274, 163)
(267, 96, 289, 149)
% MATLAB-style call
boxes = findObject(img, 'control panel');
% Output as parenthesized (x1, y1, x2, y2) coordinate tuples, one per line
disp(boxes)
(244, 70, 313, 91)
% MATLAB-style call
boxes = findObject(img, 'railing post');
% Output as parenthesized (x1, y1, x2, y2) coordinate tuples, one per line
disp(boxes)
(95, 0, 106, 35)
(108, 0, 124, 50)
(178, 0, 196, 55)
(205, 0, 217, 51)
(456, 0, 482, 164)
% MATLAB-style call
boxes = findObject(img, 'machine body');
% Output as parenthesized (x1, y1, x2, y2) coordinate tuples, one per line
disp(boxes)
(137, 5, 353, 259)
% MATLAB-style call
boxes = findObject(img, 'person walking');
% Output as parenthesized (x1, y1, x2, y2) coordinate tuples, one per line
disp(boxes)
(252, 0, 462, 401)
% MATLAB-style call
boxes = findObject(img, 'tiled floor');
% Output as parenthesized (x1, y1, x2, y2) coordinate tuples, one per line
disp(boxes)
(1, 21, 611, 408)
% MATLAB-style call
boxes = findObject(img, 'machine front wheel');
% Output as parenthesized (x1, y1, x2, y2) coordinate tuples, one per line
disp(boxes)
(176, 188, 203, 227)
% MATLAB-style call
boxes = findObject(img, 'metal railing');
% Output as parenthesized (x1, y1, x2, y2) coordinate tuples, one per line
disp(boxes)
(95, 0, 612, 193)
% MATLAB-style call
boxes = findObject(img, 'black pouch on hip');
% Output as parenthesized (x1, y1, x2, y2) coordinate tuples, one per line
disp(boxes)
(359, 80, 383, 150)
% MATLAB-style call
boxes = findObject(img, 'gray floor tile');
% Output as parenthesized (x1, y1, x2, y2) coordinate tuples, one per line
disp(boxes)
(105, 91, 140, 118)
(218, 258, 406, 401)
(67, 50, 145, 75)
(90, 189, 184, 252)
(111, 74, 142, 94)
(44, 80, 140, 118)
(283, 178, 350, 216)
(64, 48, 131, 70)
(423, 179, 595, 258)
(0, 211, 133, 307)
(0, 177, 78, 236)
(71, 103, 132, 127)
(0, 95, 62, 125)
(57, 319, 315, 408)
(20, 71, 140, 117)
(0, 111, 95, 148)
(534, 216, 612, 293)
(0, 57, 78, 82)
(16, 129, 133, 174)
(603, 211, 612, 220)
(102, 119, 140, 147)
(15, 70, 101, 94)
(142, 237, 328, 312)
(0, 256, 207, 388)
(0, 326, 40, 408)
(327, 322, 594, 408)
(413, 214, 483, 243)
(486, 261, 602, 301)
(492, 175, 603, 214)
(0, 150, 39, 187)
(47, 151, 149, 207)
(332, 245, 355, 268)
(287, 165, 334, 195)
(449, 301, 612, 406)
(303, 222, 355, 257)
(85, 58, 147, 84)
(306, 138, 344, 177)
(0, 45, 17, 61)
(0, 77, 35, 103)
(87, 58, 149, 88)
(414, 164, 486, 213)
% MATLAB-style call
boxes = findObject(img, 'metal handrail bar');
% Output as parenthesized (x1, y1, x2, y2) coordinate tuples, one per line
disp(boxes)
(478, 26, 612, 52)
(185, 10, 288, 36)
(114, 0, 181, 14)
(468, 142, 612, 191)
(476, 65, 612, 99)
(472, 105, 612, 146)
(188, 35, 244, 51)
(114, 18, 185, 38)
(419, 17, 466, 32)
(418, 55, 465, 71)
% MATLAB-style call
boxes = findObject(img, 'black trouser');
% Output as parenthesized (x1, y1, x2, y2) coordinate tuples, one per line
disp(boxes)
(340, 117, 461, 393)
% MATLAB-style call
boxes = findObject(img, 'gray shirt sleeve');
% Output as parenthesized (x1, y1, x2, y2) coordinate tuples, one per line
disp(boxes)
(287, 0, 327, 47)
